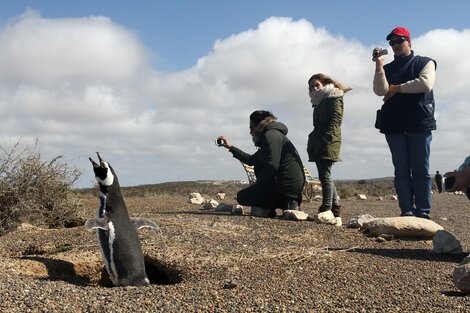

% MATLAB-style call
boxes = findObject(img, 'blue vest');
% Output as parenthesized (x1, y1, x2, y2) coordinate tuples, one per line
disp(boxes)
(380, 52, 437, 134)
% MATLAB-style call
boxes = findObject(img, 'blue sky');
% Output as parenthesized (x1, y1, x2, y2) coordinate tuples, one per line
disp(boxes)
(0, 1, 469, 187)
(3, 0, 469, 71)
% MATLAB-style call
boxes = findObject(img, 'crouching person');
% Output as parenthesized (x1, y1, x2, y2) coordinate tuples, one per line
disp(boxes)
(217, 110, 305, 217)
(444, 155, 470, 201)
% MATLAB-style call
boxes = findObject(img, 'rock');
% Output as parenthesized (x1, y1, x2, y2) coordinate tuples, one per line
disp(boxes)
(379, 234, 394, 241)
(361, 216, 444, 238)
(231, 205, 244, 215)
(377, 197, 384, 201)
(283, 210, 309, 221)
(390, 195, 398, 200)
(357, 194, 367, 200)
(312, 195, 322, 201)
(347, 214, 375, 228)
(189, 193, 205, 204)
(316, 210, 336, 224)
(250, 206, 272, 217)
(432, 230, 463, 254)
(376, 237, 387, 243)
(223, 279, 239, 289)
(453, 256, 470, 294)
(203, 199, 219, 210)
(334, 217, 342, 227)
(215, 203, 233, 213)
(216, 193, 226, 200)
(375, 234, 394, 242)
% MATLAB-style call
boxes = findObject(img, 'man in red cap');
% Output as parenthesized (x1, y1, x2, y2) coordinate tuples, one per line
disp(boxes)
(372, 26, 437, 219)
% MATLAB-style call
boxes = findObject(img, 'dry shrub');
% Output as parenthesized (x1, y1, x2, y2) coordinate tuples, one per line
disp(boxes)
(0, 139, 84, 236)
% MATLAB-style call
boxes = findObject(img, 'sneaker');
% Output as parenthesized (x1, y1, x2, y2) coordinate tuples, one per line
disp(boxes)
(415, 212, 431, 220)
(287, 200, 299, 211)
(400, 211, 414, 217)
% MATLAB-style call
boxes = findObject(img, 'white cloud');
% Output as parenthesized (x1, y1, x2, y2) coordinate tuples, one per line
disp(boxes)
(0, 12, 469, 187)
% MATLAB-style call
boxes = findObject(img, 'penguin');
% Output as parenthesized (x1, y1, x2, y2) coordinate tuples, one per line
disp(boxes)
(85, 152, 158, 287)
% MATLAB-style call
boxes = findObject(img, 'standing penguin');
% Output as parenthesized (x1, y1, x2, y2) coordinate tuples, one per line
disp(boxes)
(85, 152, 158, 286)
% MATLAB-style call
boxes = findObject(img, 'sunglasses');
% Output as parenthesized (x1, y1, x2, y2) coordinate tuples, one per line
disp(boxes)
(389, 37, 407, 46)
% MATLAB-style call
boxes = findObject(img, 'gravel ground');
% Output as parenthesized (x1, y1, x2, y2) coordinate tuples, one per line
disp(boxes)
(0, 191, 469, 312)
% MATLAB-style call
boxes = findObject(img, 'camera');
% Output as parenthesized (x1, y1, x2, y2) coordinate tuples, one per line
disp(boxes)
(215, 138, 225, 146)
(444, 176, 456, 191)
(372, 49, 388, 61)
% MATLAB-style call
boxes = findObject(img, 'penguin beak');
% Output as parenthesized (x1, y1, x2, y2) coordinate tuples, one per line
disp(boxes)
(89, 157, 99, 168)
(89, 152, 106, 168)
(96, 152, 105, 166)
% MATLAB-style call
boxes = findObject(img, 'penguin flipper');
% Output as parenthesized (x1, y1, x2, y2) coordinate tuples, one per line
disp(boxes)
(84, 218, 108, 231)
(131, 218, 160, 230)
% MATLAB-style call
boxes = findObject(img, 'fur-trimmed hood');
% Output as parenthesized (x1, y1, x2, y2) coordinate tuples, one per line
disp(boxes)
(309, 84, 345, 107)
(251, 116, 287, 146)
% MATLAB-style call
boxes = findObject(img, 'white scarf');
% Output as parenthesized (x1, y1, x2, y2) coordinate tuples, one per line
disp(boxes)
(309, 84, 334, 107)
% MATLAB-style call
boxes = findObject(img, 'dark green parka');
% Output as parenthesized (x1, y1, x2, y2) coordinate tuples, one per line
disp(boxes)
(230, 121, 305, 199)
(307, 88, 344, 162)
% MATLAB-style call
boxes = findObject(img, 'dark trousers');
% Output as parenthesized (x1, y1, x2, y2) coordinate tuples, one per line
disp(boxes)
(237, 181, 298, 210)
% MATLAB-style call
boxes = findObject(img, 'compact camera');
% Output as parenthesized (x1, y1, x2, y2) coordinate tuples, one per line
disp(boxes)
(215, 138, 225, 146)
(372, 49, 388, 61)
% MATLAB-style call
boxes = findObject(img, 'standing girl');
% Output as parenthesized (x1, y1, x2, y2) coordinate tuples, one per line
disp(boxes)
(307, 73, 351, 220)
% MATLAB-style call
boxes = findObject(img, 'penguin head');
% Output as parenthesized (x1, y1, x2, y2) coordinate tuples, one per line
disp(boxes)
(89, 152, 115, 187)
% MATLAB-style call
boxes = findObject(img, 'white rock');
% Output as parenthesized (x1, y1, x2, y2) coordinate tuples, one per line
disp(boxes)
(377, 197, 384, 201)
(390, 195, 398, 200)
(312, 195, 322, 201)
(334, 217, 342, 227)
(433, 230, 463, 254)
(357, 194, 367, 200)
(316, 210, 336, 224)
(283, 210, 309, 221)
(361, 216, 444, 238)
(189, 192, 205, 204)
(203, 199, 219, 210)
(347, 214, 375, 228)
(216, 192, 226, 200)
(453, 256, 470, 294)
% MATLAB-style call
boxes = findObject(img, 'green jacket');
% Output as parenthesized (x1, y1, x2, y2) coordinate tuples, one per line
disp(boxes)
(307, 90, 344, 162)
(230, 121, 305, 199)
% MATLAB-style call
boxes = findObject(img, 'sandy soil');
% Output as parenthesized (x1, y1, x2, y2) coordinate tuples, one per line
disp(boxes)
(0, 189, 469, 312)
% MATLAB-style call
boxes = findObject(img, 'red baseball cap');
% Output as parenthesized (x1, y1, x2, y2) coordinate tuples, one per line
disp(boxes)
(386, 27, 411, 40)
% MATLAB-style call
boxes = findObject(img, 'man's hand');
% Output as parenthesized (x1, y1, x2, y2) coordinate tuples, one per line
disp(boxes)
(444, 166, 470, 192)
(216, 135, 232, 149)
(384, 84, 400, 101)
